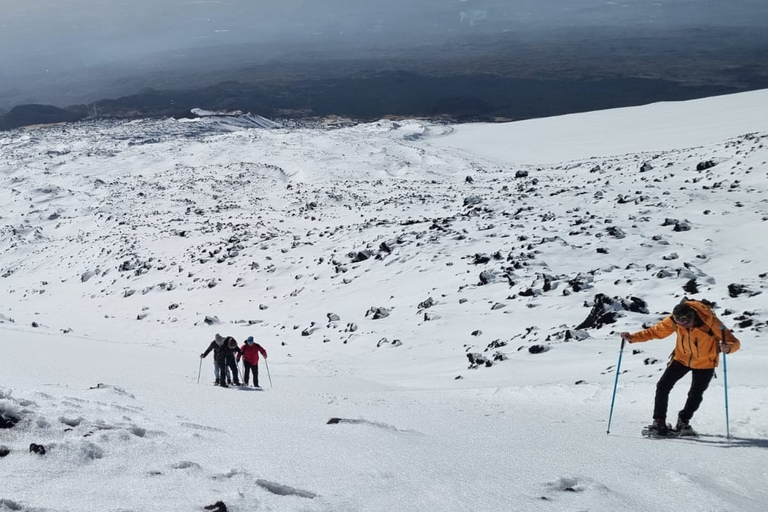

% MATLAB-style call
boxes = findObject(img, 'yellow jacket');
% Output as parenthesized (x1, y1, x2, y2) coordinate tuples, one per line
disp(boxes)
(628, 301, 740, 369)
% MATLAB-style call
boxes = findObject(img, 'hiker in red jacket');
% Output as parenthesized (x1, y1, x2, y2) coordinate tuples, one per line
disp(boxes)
(237, 336, 268, 387)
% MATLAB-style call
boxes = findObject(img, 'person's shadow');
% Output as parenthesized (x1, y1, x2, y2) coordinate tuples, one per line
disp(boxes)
(680, 434, 768, 449)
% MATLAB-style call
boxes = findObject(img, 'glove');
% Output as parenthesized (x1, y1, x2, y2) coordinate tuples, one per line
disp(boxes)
(620, 332, 632, 342)
(720, 343, 732, 354)
(200, 353, 205, 358)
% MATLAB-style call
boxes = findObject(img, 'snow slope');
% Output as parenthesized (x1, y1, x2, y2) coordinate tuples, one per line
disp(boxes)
(431, 88, 768, 164)
(1, 92, 768, 512)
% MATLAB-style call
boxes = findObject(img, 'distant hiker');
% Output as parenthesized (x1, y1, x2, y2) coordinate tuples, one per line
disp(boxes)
(223, 337, 243, 386)
(621, 299, 740, 436)
(200, 334, 229, 388)
(237, 336, 268, 387)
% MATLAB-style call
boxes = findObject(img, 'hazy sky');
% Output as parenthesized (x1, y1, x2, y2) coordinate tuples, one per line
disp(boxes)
(1, 0, 767, 106)
(3, 1, 767, 68)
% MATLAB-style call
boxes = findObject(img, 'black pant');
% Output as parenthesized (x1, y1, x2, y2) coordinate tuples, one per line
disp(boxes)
(243, 362, 259, 387)
(226, 356, 240, 385)
(654, 360, 715, 422)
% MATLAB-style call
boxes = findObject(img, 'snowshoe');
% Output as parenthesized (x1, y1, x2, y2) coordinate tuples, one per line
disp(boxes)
(674, 419, 699, 437)
(642, 420, 677, 438)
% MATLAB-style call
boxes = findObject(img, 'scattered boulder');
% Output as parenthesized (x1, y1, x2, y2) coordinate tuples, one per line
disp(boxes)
(529, 345, 550, 354)
(662, 218, 691, 231)
(204, 501, 228, 512)
(467, 352, 492, 368)
(376, 337, 402, 347)
(418, 297, 435, 309)
(366, 307, 390, 320)
(728, 283, 762, 298)
(29, 443, 46, 455)
(576, 294, 647, 330)
(472, 253, 491, 264)
(564, 329, 590, 342)
(0, 412, 20, 429)
(479, 270, 496, 285)
(463, 195, 483, 207)
(349, 250, 374, 263)
(683, 279, 699, 294)
(204, 316, 220, 325)
(696, 160, 717, 171)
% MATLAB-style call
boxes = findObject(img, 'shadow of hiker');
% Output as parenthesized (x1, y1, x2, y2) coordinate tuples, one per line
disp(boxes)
(678, 434, 768, 449)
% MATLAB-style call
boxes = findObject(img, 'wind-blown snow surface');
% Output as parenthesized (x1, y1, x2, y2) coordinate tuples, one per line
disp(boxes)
(1, 94, 768, 512)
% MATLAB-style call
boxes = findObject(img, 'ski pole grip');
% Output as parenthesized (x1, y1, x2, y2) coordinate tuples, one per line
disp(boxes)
(719, 325, 727, 352)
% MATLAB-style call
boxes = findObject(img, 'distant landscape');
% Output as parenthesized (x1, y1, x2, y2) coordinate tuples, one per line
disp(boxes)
(2, 24, 768, 129)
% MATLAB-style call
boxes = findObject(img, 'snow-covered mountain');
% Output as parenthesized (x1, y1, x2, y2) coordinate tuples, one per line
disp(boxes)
(1, 91, 767, 512)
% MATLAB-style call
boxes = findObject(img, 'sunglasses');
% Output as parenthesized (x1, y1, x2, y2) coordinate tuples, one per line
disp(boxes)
(674, 315, 694, 324)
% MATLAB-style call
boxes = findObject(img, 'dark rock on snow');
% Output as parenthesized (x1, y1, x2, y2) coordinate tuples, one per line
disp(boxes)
(29, 443, 46, 455)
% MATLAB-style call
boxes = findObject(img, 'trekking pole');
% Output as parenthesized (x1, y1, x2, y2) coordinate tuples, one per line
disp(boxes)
(720, 326, 731, 439)
(197, 357, 202, 384)
(265, 359, 273, 388)
(607, 337, 626, 434)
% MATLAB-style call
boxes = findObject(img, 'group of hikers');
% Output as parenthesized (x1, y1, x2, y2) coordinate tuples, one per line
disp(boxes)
(196, 299, 742, 436)
(200, 334, 267, 388)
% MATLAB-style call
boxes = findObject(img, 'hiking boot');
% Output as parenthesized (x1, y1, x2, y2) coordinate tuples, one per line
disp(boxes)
(649, 418, 670, 436)
(214, 380, 220, 386)
(676, 417, 698, 436)
(219, 383, 229, 388)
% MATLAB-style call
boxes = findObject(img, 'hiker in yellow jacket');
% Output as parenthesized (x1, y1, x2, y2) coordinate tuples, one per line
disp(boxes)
(620, 300, 740, 436)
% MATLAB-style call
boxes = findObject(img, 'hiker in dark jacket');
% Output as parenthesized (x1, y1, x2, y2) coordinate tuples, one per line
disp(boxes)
(223, 337, 243, 386)
(237, 336, 268, 387)
(200, 334, 229, 387)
